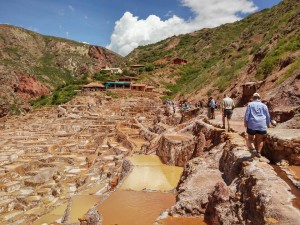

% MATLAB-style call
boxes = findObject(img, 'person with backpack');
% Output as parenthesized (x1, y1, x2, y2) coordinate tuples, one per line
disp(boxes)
(208, 96, 216, 119)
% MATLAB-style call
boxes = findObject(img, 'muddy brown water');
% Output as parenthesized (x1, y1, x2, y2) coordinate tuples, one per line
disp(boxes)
(271, 164, 300, 210)
(98, 190, 175, 225)
(98, 155, 183, 225)
(288, 165, 300, 180)
(32, 184, 105, 225)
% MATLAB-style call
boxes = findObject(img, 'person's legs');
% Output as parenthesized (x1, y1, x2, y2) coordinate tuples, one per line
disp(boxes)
(227, 118, 231, 132)
(256, 134, 265, 154)
(222, 111, 225, 129)
(247, 134, 255, 150)
(211, 108, 215, 119)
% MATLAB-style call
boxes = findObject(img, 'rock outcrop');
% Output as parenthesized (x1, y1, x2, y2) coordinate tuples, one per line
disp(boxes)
(264, 128, 300, 165)
(206, 132, 300, 225)
(169, 147, 224, 216)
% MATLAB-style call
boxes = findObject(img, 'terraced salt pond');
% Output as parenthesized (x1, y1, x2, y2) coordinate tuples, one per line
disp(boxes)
(121, 155, 183, 191)
(97, 155, 187, 225)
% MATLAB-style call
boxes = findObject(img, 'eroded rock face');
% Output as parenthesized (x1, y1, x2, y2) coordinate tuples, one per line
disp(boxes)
(264, 128, 300, 165)
(88, 45, 121, 70)
(156, 133, 195, 166)
(169, 147, 224, 216)
(207, 133, 300, 225)
(14, 73, 49, 100)
(156, 119, 225, 166)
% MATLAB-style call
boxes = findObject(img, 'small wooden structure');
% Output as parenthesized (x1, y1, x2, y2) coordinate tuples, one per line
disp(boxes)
(130, 64, 145, 69)
(101, 67, 123, 74)
(82, 82, 106, 91)
(130, 84, 146, 91)
(145, 86, 155, 92)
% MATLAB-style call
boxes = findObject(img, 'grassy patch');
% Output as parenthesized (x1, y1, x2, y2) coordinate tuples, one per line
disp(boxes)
(93, 70, 121, 82)
(106, 91, 119, 99)
(276, 57, 300, 85)
(30, 76, 88, 108)
(256, 35, 300, 80)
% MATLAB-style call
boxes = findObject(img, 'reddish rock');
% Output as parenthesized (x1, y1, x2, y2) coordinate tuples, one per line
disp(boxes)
(14, 73, 49, 100)
(88, 46, 121, 71)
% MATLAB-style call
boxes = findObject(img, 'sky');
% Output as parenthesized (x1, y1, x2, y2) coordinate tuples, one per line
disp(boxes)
(0, 0, 282, 56)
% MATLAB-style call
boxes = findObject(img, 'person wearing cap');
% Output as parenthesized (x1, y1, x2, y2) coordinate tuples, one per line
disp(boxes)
(222, 94, 235, 131)
(244, 92, 271, 158)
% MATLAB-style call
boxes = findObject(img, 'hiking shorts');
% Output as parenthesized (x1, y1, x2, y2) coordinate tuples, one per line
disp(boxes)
(210, 107, 215, 113)
(223, 109, 233, 119)
(247, 128, 267, 135)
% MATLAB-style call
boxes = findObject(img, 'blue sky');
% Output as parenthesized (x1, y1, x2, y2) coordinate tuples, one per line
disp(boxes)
(0, 0, 282, 56)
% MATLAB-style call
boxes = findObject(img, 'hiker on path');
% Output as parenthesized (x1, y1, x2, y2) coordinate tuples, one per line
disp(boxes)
(208, 97, 216, 119)
(222, 94, 235, 132)
(244, 93, 271, 158)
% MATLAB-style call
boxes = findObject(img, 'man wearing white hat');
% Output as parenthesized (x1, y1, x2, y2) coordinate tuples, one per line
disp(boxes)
(244, 93, 271, 158)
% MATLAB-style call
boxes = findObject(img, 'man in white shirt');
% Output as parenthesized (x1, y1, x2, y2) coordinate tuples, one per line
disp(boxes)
(222, 94, 235, 131)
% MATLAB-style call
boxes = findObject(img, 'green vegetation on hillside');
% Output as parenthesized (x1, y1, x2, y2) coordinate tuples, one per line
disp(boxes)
(30, 76, 89, 107)
(123, 0, 300, 99)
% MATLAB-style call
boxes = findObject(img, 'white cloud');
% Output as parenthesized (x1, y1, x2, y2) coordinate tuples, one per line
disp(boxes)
(107, 0, 258, 56)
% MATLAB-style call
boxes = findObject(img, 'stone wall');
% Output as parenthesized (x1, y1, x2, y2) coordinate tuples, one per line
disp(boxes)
(156, 119, 225, 166)
(264, 129, 300, 165)
(168, 147, 224, 216)
(156, 133, 195, 166)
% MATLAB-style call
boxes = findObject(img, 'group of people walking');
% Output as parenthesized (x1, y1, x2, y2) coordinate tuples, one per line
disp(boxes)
(208, 92, 271, 158)
(166, 92, 271, 159)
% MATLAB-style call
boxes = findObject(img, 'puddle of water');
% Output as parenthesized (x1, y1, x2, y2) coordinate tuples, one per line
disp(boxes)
(98, 190, 175, 225)
(121, 155, 183, 192)
(121, 165, 183, 191)
(69, 195, 102, 223)
(271, 164, 300, 210)
(32, 203, 67, 225)
(287, 166, 300, 180)
(159, 216, 208, 225)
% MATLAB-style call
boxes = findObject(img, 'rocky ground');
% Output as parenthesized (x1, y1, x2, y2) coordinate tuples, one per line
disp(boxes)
(0, 90, 299, 225)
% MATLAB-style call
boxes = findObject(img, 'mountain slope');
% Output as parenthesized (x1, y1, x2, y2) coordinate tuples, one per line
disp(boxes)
(123, 0, 299, 112)
(0, 24, 122, 116)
